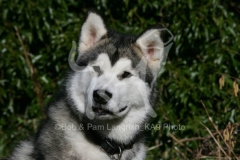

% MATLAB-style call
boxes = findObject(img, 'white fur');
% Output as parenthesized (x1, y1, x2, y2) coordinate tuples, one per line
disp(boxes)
(9, 141, 34, 160)
(65, 131, 110, 160)
(51, 102, 111, 160)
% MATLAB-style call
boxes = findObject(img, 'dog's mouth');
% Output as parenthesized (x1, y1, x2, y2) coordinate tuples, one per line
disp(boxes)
(92, 106, 128, 116)
(92, 106, 113, 115)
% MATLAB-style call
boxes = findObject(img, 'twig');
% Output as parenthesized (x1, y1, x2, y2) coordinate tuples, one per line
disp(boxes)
(200, 122, 231, 160)
(179, 137, 207, 143)
(216, 73, 240, 82)
(222, 47, 240, 56)
(201, 100, 225, 140)
(169, 133, 184, 146)
(14, 26, 45, 118)
(14, 26, 34, 75)
(173, 146, 187, 159)
(201, 100, 239, 159)
(147, 144, 161, 151)
(168, 133, 193, 154)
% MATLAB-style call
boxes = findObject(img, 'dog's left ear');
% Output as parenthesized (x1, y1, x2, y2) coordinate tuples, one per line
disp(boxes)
(78, 11, 107, 53)
(135, 29, 166, 73)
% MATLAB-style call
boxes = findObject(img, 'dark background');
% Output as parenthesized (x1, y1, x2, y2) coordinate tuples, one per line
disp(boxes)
(0, 0, 240, 159)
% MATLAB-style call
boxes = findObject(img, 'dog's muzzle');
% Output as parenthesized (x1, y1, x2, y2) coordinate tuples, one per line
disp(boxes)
(92, 89, 113, 116)
(92, 89, 128, 116)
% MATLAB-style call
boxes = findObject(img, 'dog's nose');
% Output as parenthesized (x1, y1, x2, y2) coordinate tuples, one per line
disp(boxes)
(93, 90, 112, 105)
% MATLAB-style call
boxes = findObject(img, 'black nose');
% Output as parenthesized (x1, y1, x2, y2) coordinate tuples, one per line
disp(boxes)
(93, 90, 112, 105)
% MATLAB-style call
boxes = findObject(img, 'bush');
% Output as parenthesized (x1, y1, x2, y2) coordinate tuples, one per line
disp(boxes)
(1, 0, 239, 159)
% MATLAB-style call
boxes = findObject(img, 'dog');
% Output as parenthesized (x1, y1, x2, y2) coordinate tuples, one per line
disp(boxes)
(8, 11, 173, 160)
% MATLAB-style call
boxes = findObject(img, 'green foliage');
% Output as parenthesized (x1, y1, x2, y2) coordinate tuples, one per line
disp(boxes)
(0, 0, 239, 159)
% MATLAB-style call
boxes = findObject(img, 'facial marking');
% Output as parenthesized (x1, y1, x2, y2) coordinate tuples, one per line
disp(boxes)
(90, 54, 134, 79)
(112, 58, 134, 77)
(92, 66, 102, 76)
(89, 53, 111, 72)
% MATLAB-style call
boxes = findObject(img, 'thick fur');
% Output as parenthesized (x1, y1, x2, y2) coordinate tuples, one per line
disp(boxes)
(8, 11, 168, 160)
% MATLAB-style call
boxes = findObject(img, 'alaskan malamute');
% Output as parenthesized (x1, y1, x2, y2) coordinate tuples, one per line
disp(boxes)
(8, 11, 173, 160)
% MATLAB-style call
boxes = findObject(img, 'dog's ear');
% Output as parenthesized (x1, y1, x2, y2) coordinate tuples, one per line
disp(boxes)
(78, 11, 107, 53)
(135, 29, 167, 74)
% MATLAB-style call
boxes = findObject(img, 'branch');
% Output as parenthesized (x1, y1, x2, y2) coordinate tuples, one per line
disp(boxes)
(14, 26, 45, 118)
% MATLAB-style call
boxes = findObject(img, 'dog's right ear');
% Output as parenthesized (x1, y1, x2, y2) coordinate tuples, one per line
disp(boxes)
(78, 11, 107, 53)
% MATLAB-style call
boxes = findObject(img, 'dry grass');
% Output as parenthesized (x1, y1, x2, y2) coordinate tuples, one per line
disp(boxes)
(147, 100, 240, 160)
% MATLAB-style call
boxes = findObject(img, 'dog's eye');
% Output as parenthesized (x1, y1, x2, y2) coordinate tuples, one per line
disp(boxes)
(121, 71, 132, 79)
(93, 66, 102, 75)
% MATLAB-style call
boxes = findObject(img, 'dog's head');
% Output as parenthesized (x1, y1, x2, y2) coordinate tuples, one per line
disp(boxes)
(68, 11, 171, 121)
